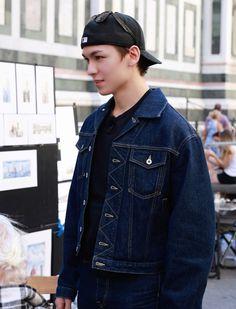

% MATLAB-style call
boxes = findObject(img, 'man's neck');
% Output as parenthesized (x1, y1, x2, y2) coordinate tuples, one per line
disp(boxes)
(112, 78, 149, 117)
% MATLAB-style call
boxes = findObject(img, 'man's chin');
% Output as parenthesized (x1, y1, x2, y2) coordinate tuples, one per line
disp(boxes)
(97, 88, 112, 96)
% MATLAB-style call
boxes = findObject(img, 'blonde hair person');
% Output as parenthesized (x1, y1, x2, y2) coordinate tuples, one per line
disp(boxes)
(0, 214, 26, 285)
(0, 214, 51, 308)
(207, 129, 236, 188)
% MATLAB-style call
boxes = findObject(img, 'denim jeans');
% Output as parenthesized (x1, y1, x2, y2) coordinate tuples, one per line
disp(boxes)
(77, 262, 161, 309)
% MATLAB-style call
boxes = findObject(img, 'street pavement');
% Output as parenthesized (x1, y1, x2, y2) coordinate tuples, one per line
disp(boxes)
(203, 268, 236, 309)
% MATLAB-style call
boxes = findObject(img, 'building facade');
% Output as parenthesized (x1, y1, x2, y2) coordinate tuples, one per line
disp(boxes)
(0, 0, 236, 123)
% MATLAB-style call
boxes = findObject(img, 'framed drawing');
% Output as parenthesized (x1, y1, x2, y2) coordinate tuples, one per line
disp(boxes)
(36, 66, 55, 114)
(28, 114, 56, 144)
(0, 149, 37, 191)
(3, 114, 28, 146)
(0, 62, 17, 114)
(22, 229, 52, 277)
(16, 63, 36, 114)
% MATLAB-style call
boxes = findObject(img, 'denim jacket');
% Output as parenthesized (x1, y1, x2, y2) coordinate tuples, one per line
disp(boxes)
(57, 88, 215, 308)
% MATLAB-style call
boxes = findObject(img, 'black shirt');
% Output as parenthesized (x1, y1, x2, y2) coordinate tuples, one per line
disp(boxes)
(79, 90, 151, 261)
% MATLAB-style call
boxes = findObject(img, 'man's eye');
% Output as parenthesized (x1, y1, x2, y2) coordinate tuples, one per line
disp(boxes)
(95, 56, 104, 60)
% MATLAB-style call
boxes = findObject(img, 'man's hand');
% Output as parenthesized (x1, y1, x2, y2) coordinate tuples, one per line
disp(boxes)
(55, 297, 72, 309)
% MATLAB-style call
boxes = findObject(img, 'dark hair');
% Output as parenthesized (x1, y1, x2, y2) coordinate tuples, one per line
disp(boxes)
(115, 46, 149, 76)
(219, 129, 233, 141)
(214, 103, 222, 111)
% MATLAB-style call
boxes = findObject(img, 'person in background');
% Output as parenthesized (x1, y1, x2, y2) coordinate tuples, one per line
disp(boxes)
(203, 109, 223, 155)
(56, 11, 215, 309)
(206, 129, 236, 185)
(0, 214, 51, 308)
(214, 103, 231, 130)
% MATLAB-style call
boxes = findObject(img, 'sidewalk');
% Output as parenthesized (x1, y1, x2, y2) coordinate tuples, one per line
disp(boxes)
(203, 268, 236, 309)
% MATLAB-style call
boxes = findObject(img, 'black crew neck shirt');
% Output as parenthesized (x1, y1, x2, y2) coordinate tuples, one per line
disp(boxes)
(79, 90, 151, 261)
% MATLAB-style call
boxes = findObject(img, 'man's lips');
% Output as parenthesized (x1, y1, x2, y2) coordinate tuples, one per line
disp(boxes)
(94, 80, 104, 86)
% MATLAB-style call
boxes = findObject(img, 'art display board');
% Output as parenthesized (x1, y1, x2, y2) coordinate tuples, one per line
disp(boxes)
(0, 61, 56, 146)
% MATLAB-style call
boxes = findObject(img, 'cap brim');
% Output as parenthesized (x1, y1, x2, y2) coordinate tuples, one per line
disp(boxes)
(141, 50, 162, 66)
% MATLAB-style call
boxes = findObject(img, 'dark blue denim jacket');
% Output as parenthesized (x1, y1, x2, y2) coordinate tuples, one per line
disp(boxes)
(57, 88, 215, 308)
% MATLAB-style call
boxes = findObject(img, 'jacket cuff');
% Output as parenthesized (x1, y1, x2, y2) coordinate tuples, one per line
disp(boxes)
(56, 285, 77, 301)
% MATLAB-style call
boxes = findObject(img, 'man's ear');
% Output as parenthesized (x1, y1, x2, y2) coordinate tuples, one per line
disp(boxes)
(128, 45, 140, 66)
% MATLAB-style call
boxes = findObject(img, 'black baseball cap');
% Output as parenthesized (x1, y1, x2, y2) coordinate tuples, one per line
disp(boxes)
(81, 11, 161, 67)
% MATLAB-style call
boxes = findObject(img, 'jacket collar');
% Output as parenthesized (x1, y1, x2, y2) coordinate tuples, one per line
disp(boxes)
(94, 88, 168, 130)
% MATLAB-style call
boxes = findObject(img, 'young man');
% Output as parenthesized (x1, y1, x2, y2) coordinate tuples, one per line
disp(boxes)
(56, 11, 215, 309)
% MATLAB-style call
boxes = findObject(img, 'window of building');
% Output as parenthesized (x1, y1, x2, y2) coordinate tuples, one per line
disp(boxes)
(232, 0, 236, 56)
(211, 0, 221, 54)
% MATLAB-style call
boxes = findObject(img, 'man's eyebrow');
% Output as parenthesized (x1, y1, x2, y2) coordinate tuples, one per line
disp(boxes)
(82, 50, 103, 58)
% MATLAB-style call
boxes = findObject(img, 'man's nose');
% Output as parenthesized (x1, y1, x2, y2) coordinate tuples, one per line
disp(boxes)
(87, 61, 97, 75)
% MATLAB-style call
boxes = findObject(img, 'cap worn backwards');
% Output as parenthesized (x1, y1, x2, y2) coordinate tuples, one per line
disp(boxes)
(81, 11, 161, 67)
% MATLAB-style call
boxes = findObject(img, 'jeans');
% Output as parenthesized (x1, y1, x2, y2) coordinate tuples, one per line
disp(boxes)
(77, 262, 161, 309)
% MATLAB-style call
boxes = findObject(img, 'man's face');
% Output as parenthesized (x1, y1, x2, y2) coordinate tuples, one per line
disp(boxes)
(82, 45, 131, 96)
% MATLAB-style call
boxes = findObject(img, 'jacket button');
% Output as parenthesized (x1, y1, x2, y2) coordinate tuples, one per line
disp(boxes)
(110, 185, 118, 190)
(105, 213, 114, 218)
(79, 226, 83, 232)
(88, 146, 92, 151)
(99, 241, 109, 247)
(83, 200, 86, 206)
(95, 261, 105, 267)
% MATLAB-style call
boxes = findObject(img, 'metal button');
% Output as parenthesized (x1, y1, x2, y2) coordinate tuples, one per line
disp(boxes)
(88, 146, 92, 151)
(110, 185, 118, 190)
(85, 172, 88, 178)
(83, 200, 86, 206)
(79, 226, 83, 232)
(95, 261, 105, 267)
(112, 158, 121, 163)
(146, 155, 152, 165)
(105, 213, 114, 218)
(99, 241, 109, 247)
(132, 117, 136, 123)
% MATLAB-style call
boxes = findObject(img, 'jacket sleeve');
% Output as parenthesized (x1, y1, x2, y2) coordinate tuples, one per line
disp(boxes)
(56, 155, 80, 301)
(159, 135, 215, 308)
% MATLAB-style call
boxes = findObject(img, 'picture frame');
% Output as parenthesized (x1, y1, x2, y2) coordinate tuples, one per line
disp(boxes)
(3, 114, 28, 146)
(16, 63, 36, 114)
(0, 149, 37, 191)
(28, 114, 56, 144)
(0, 62, 17, 114)
(36, 66, 55, 114)
(22, 229, 52, 277)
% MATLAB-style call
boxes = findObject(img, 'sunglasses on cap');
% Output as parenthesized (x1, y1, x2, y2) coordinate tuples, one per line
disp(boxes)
(89, 11, 137, 45)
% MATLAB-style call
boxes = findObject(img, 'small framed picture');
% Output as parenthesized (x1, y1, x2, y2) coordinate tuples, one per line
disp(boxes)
(3, 114, 28, 146)
(0, 62, 17, 114)
(28, 114, 56, 144)
(0, 149, 38, 191)
(36, 66, 55, 114)
(23, 229, 52, 277)
(16, 63, 36, 114)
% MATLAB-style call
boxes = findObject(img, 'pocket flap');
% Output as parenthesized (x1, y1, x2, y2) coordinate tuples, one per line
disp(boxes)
(129, 149, 167, 169)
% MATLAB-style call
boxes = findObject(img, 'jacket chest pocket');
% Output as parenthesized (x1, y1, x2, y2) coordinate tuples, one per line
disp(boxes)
(128, 149, 167, 199)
